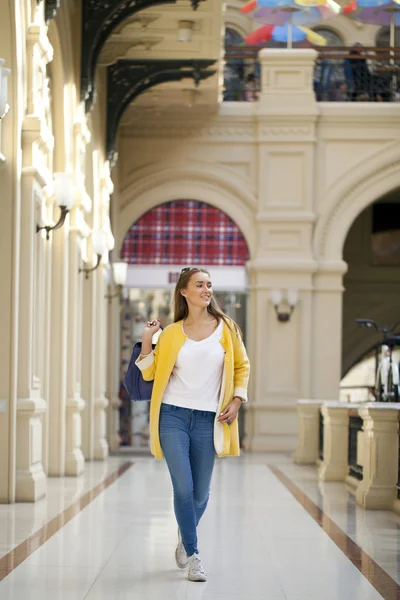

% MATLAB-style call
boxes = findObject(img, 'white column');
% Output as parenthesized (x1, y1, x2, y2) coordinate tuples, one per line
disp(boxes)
(16, 137, 49, 500)
(47, 215, 69, 475)
(65, 207, 85, 475)
(311, 262, 347, 399)
(106, 297, 122, 451)
(93, 267, 109, 460)
(294, 400, 322, 465)
(246, 49, 318, 452)
(356, 405, 400, 510)
(81, 262, 97, 460)
(14, 22, 53, 499)
(318, 403, 350, 481)
(106, 162, 121, 452)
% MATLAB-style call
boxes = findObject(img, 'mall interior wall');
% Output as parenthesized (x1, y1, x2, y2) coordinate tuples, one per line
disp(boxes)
(115, 50, 400, 453)
(0, 0, 400, 504)
(0, 0, 116, 503)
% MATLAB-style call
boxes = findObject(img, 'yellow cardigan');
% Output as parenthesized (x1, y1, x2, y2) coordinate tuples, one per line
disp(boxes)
(136, 319, 250, 459)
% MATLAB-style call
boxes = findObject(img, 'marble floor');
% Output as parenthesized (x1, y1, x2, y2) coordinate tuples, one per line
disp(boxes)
(0, 452, 399, 599)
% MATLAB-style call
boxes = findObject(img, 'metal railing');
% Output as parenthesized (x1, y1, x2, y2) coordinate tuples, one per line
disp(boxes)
(224, 46, 400, 102)
(348, 414, 364, 481)
(319, 410, 324, 461)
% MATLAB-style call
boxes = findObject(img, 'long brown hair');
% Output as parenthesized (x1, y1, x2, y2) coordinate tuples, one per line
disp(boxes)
(173, 267, 242, 337)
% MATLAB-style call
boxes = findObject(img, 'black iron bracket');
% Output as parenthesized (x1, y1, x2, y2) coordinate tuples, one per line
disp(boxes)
(106, 58, 216, 165)
(81, 0, 206, 111)
(36, 0, 61, 24)
(45, 0, 60, 22)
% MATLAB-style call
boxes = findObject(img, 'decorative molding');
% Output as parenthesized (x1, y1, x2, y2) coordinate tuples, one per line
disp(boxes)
(80, 0, 207, 109)
(121, 122, 255, 140)
(106, 58, 216, 164)
(262, 126, 311, 136)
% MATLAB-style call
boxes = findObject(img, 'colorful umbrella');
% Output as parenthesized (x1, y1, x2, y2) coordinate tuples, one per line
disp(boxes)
(344, 0, 400, 47)
(241, 0, 329, 10)
(244, 23, 327, 45)
(253, 1, 340, 26)
(243, 0, 340, 47)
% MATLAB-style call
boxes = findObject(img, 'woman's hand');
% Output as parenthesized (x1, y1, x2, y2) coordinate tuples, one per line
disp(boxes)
(142, 319, 161, 340)
(217, 397, 242, 425)
(141, 320, 161, 356)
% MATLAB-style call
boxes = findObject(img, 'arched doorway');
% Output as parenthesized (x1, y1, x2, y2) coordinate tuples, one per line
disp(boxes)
(340, 187, 400, 402)
(118, 199, 250, 449)
(311, 147, 400, 400)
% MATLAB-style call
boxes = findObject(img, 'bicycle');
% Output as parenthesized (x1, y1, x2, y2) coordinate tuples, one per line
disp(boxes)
(355, 319, 400, 403)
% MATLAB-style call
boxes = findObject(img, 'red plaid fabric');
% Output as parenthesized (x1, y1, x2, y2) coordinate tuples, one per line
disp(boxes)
(121, 200, 249, 266)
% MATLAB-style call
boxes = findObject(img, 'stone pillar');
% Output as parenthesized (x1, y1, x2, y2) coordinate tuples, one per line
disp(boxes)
(294, 400, 322, 465)
(16, 122, 49, 500)
(106, 162, 121, 453)
(65, 206, 85, 475)
(245, 49, 318, 452)
(64, 112, 93, 475)
(47, 214, 70, 476)
(93, 266, 109, 460)
(81, 252, 97, 460)
(318, 404, 349, 481)
(356, 405, 399, 510)
(311, 261, 347, 400)
(106, 297, 121, 452)
(14, 21, 54, 499)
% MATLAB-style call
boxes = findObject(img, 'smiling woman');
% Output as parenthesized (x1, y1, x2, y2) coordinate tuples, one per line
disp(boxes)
(133, 264, 250, 582)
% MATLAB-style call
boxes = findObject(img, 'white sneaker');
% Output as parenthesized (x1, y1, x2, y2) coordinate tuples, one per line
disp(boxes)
(175, 529, 188, 569)
(188, 554, 207, 582)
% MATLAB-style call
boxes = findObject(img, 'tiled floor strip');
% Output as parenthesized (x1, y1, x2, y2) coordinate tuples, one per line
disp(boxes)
(269, 464, 400, 600)
(0, 461, 134, 583)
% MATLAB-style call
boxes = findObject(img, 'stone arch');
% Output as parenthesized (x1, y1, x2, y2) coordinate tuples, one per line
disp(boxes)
(311, 24, 345, 45)
(313, 143, 400, 262)
(225, 2, 253, 38)
(312, 15, 369, 46)
(117, 163, 257, 257)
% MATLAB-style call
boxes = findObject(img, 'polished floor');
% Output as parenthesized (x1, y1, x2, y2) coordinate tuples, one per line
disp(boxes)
(0, 453, 400, 599)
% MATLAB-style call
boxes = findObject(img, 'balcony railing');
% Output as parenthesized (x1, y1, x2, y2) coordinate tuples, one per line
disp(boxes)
(224, 45, 400, 103)
(319, 409, 324, 461)
(348, 414, 364, 481)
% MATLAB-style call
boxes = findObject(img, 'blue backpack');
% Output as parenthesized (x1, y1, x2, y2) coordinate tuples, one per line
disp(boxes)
(123, 340, 156, 402)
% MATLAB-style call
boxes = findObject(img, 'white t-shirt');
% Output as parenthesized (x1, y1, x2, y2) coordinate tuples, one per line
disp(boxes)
(162, 321, 224, 413)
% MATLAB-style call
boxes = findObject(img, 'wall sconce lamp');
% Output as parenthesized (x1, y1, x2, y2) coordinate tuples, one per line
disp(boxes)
(36, 173, 74, 240)
(105, 262, 128, 304)
(271, 289, 299, 323)
(0, 59, 11, 120)
(178, 20, 195, 42)
(79, 228, 108, 280)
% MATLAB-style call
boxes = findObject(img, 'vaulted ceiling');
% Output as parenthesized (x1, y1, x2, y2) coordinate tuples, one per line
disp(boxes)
(46, 0, 224, 163)
(82, 0, 223, 162)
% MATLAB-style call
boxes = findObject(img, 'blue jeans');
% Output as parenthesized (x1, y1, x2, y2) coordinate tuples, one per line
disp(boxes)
(159, 403, 216, 557)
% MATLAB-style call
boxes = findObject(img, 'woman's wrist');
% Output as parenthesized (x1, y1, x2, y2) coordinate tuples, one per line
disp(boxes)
(232, 396, 243, 406)
(141, 337, 153, 355)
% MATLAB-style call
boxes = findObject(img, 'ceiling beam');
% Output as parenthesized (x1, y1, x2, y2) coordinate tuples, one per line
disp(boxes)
(106, 58, 216, 165)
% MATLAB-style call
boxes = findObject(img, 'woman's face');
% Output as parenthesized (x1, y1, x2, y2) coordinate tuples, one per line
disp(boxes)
(181, 271, 213, 309)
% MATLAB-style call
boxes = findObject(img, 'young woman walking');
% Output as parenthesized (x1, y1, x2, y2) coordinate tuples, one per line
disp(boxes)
(136, 267, 250, 582)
